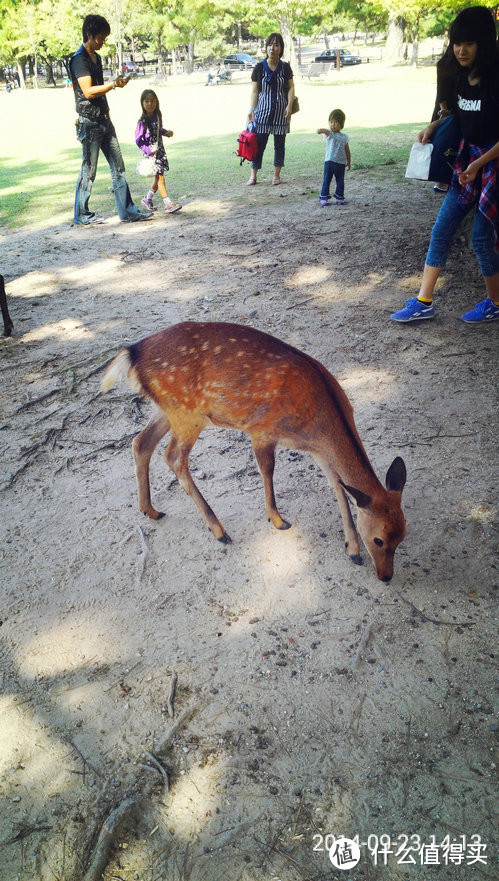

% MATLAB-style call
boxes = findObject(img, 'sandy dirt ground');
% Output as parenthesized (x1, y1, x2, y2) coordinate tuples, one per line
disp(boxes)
(1, 163, 497, 881)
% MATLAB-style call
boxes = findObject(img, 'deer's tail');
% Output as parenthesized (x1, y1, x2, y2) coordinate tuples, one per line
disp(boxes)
(101, 349, 143, 394)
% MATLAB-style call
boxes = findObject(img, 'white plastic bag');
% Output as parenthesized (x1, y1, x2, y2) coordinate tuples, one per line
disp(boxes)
(405, 142, 433, 180)
(136, 155, 157, 177)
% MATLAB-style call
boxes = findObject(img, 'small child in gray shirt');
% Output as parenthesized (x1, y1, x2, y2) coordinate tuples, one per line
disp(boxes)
(317, 108, 351, 206)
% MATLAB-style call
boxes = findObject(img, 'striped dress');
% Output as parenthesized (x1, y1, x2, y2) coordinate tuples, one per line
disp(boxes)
(251, 60, 293, 135)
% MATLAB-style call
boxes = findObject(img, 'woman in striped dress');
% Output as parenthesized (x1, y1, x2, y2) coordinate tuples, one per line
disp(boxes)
(247, 33, 295, 186)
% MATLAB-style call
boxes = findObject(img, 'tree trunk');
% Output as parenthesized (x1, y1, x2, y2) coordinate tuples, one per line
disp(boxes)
(186, 30, 195, 74)
(236, 22, 241, 51)
(17, 60, 26, 89)
(323, 27, 330, 50)
(171, 47, 179, 76)
(278, 14, 296, 71)
(384, 13, 405, 64)
(45, 61, 56, 86)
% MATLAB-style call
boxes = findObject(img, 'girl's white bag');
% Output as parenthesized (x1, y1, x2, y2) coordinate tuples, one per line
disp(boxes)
(405, 142, 433, 180)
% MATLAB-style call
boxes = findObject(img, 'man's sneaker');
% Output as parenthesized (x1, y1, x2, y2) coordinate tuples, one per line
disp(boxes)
(141, 196, 156, 211)
(461, 298, 499, 323)
(122, 212, 153, 223)
(390, 297, 435, 322)
(319, 198, 330, 207)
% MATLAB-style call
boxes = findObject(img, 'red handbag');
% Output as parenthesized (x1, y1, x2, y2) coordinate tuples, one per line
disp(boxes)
(236, 129, 258, 164)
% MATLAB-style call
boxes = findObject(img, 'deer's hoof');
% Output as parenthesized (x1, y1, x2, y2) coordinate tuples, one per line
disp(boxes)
(349, 553, 363, 566)
(218, 532, 232, 544)
(144, 509, 165, 520)
(277, 520, 291, 530)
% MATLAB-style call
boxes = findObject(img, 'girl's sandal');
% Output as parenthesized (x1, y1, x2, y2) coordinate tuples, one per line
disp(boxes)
(271, 176, 281, 186)
(247, 178, 256, 186)
(165, 203, 182, 214)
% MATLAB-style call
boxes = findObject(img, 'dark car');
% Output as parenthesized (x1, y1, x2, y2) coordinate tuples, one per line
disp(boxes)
(314, 49, 362, 66)
(223, 53, 258, 70)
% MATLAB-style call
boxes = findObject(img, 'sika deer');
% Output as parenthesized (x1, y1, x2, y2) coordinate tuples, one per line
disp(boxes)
(101, 321, 406, 581)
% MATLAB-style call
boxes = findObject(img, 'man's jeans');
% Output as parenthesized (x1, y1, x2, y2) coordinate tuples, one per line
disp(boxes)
(426, 185, 499, 277)
(74, 117, 142, 224)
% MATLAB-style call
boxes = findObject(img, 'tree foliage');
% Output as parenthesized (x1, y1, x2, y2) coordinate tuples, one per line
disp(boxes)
(1, 0, 497, 81)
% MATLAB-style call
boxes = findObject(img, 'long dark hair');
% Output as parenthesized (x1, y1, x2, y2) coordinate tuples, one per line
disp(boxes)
(449, 6, 498, 79)
(140, 89, 163, 131)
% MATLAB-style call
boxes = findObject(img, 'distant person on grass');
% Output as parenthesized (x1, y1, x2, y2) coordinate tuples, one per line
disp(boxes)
(247, 33, 295, 187)
(316, 109, 351, 206)
(70, 14, 152, 225)
(391, 6, 499, 325)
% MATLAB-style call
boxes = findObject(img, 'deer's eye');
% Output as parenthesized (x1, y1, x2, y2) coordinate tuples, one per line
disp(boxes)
(374, 538, 384, 547)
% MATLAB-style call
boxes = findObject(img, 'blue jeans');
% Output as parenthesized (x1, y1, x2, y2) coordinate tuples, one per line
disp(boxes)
(320, 161, 345, 200)
(251, 133, 286, 170)
(74, 117, 143, 224)
(426, 185, 499, 277)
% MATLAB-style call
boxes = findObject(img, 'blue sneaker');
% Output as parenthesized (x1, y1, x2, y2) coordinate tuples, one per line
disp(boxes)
(390, 297, 435, 322)
(461, 298, 499, 323)
(319, 198, 331, 207)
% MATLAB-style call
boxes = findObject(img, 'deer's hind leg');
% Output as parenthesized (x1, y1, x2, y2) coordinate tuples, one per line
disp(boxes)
(132, 408, 171, 519)
(252, 441, 291, 530)
(165, 423, 231, 544)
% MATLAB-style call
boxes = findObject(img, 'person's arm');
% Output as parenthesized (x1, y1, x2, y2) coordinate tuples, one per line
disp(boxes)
(345, 143, 351, 170)
(135, 120, 154, 154)
(285, 76, 295, 118)
(248, 81, 259, 123)
(417, 114, 448, 144)
(77, 73, 127, 99)
(317, 128, 330, 135)
(458, 140, 499, 184)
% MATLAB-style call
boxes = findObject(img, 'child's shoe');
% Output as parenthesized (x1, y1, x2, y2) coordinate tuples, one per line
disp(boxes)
(141, 196, 156, 211)
(335, 198, 346, 205)
(461, 298, 499, 323)
(164, 198, 182, 214)
(319, 198, 330, 207)
(390, 297, 435, 322)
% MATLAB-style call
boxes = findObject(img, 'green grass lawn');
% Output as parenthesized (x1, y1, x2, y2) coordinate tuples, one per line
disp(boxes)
(0, 65, 436, 228)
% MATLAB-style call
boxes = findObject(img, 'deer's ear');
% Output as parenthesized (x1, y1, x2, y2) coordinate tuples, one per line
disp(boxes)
(386, 457, 406, 493)
(339, 480, 372, 508)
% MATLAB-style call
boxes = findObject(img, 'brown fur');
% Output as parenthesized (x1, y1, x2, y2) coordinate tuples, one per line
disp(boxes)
(102, 321, 407, 581)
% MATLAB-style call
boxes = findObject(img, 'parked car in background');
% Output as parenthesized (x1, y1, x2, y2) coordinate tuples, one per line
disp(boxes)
(223, 53, 258, 70)
(124, 61, 140, 73)
(314, 49, 362, 66)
